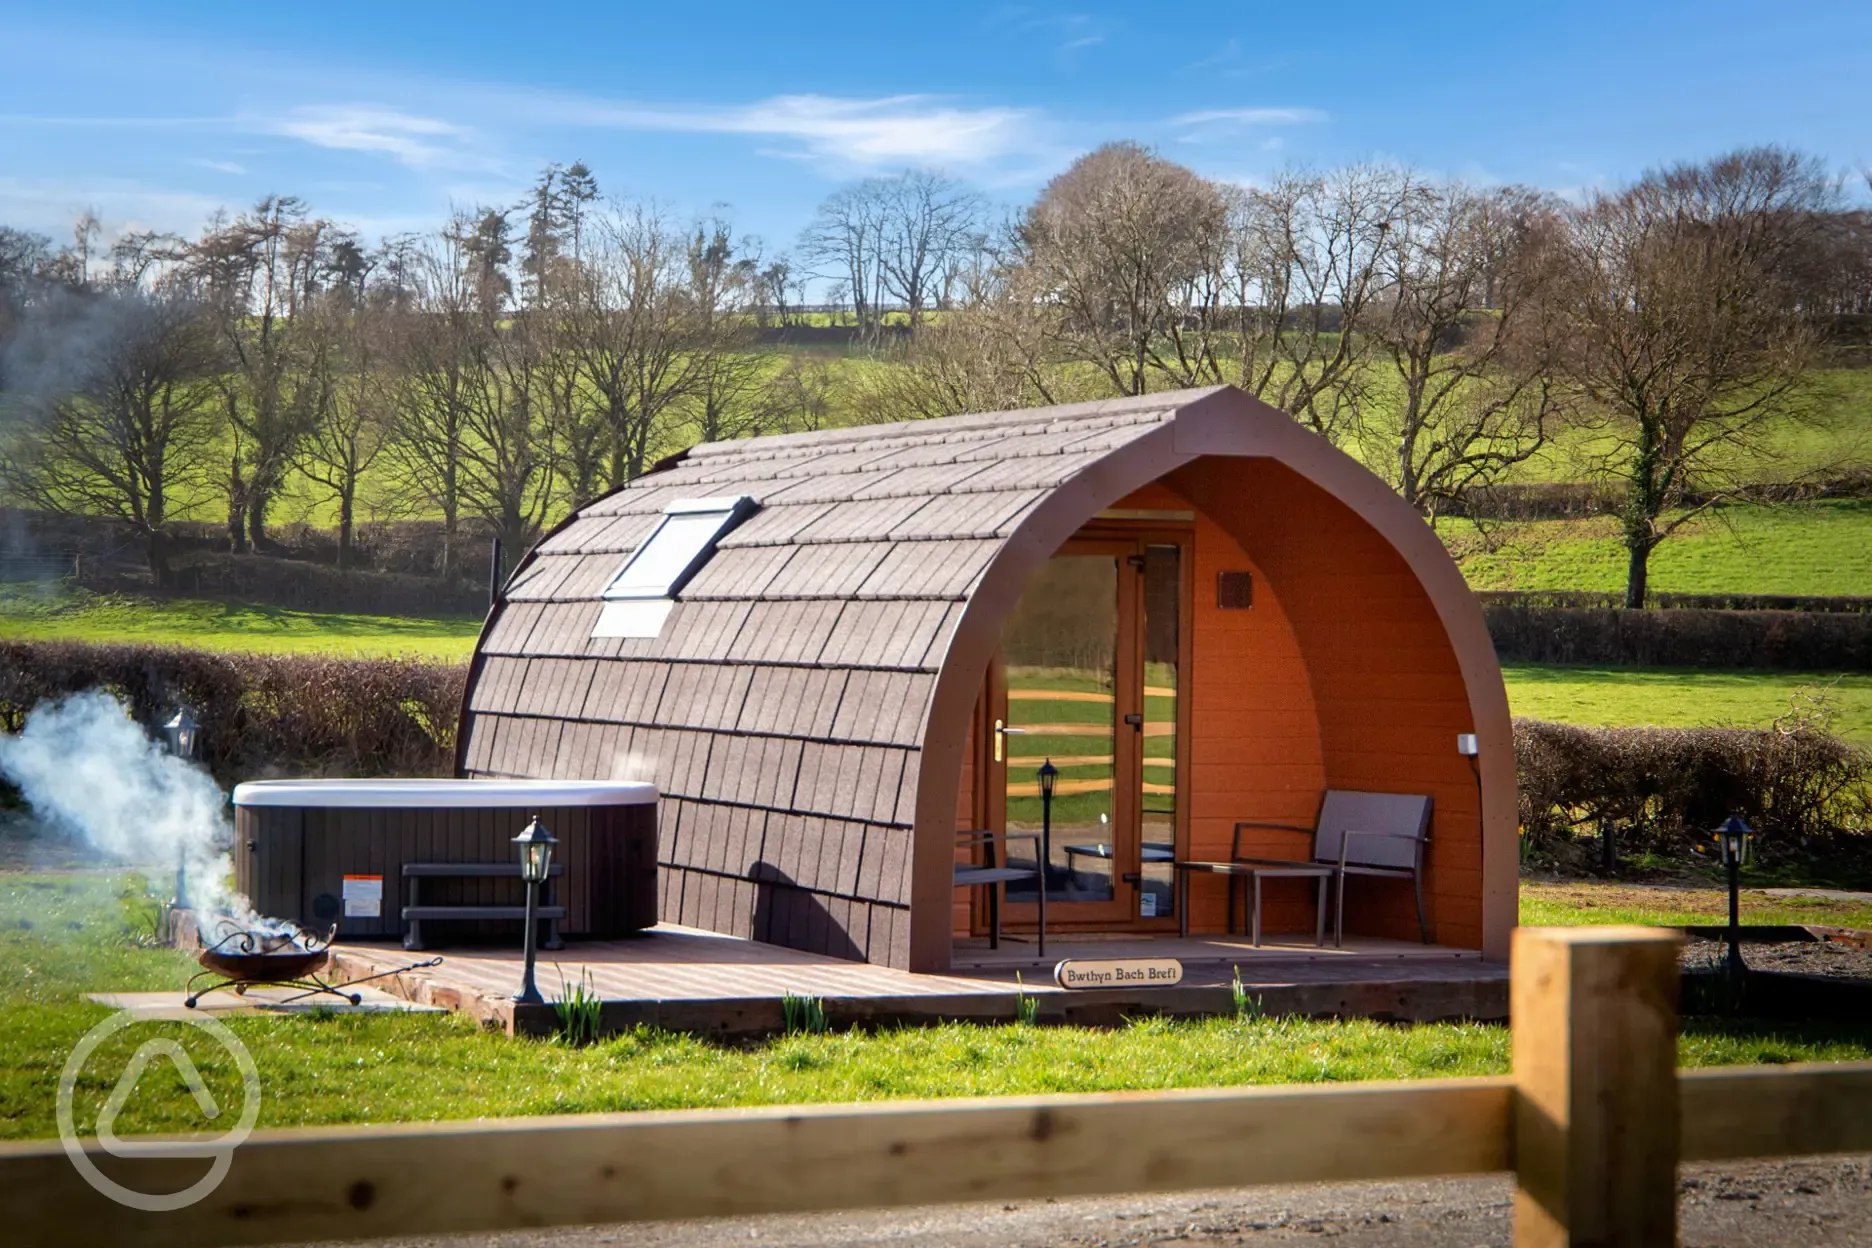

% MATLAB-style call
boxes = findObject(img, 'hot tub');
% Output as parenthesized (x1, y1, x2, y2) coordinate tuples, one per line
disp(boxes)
(231, 779, 659, 942)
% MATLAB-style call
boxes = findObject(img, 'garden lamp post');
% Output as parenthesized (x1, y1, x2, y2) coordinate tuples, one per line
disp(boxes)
(163, 707, 200, 911)
(1037, 759, 1058, 898)
(1717, 815, 1753, 982)
(511, 815, 557, 1005)
(162, 706, 200, 761)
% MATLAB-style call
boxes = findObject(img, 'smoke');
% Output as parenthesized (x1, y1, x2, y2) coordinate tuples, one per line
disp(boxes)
(609, 748, 657, 783)
(0, 690, 250, 920)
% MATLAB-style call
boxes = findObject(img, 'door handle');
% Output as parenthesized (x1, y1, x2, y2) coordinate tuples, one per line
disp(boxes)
(1121, 872, 1142, 885)
(993, 719, 1025, 763)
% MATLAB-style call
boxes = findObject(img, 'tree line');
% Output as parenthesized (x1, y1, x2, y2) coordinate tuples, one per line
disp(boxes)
(1, 145, 1868, 606)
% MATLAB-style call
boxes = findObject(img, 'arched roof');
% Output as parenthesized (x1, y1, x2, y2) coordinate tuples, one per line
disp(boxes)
(459, 386, 1514, 970)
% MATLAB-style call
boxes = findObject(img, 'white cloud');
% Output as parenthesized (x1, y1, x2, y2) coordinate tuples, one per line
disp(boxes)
(0, 177, 225, 238)
(265, 105, 494, 171)
(1170, 107, 1329, 127)
(187, 158, 245, 175)
(537, 92, 1045, 171)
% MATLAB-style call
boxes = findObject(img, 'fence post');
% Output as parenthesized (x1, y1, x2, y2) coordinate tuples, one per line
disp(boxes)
(1512, 925, 1683, 1247)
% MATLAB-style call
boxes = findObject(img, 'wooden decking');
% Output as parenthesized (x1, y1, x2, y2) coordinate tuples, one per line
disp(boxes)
(331, 925, 1506, 1037)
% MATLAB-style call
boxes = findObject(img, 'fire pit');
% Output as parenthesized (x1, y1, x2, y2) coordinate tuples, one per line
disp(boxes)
(185, 919, 441, 1009)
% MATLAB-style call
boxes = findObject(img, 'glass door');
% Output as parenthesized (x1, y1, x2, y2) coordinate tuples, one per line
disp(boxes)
(993, 532, 1186, 930)
(997, 543, 1132, 926)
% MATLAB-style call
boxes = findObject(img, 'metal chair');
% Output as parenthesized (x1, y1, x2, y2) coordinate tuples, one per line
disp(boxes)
(955, 829, 1046, 957)
(1176, 791, 1433, 947)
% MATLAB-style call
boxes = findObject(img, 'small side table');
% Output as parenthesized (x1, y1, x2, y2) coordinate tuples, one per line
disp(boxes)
(1173, 860, 1332, 946)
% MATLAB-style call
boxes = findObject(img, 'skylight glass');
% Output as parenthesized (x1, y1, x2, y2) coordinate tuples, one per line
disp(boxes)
(601, 496, 757, 601)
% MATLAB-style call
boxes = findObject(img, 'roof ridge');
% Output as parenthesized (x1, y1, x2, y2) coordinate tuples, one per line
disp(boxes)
(682, 385, 1230, 459)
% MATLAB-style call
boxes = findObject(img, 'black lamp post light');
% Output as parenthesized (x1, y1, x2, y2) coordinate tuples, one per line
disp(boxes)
(511, 815, 558, 1005)
(1037, 758, 1058, 894)
(162, 706, 200, 761)
(1717, 815, 1754, 982)
(162, 706, 200, 911)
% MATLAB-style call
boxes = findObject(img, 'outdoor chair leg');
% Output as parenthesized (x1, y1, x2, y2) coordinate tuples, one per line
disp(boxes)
(1414, 871, 1430, 944)
(1335, 871, 1347, 948)
(1250, 874, 1262, 948)
(989, 883, 1001, 950)
(1314, 875, 1327, 947)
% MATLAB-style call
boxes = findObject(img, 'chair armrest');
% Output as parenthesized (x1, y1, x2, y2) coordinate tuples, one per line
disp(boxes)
(1232, 821, 1315, 835)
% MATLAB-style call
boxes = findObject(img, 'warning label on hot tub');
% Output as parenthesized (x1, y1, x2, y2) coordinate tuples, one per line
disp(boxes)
(342, 874, 383, 918)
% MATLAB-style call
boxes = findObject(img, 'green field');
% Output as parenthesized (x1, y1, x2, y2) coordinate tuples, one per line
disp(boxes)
(1452, 499, 1872, 597)
(0, 587, 481, 659)
(1502, 665, 1872, 742)
(2, 873, 1867, 1142)
(1521, 879, 1872, 930)
(4, 591, 1864, 741)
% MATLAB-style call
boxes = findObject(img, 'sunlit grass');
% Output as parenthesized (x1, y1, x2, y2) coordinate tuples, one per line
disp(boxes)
(0, 587, 480, 659)
(3, 872, 1869, 1142)
(1501, 664, 1872, 743)
(1451, 500, 1872, 598)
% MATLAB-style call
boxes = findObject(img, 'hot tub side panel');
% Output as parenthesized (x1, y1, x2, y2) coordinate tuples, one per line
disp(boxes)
(236, 803, 657, 941)
(234, 804, 303, 927)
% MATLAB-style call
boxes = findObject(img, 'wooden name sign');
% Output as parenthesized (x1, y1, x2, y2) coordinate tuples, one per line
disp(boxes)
(1052, 957, 1184, 990)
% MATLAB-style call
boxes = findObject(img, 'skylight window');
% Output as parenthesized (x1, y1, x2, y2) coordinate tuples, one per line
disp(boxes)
(591, 495, 757, 639)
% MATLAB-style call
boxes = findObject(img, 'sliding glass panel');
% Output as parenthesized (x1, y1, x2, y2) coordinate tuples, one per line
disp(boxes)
(1139, 543, 1181, 920)
(1000, 553, 1119, 906)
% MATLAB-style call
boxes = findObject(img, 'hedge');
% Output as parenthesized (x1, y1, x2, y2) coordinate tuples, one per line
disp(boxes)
(1485, 605, 1872, 669)
(1478, 591, 1872, 615)
(1515, 717, 1870, 865)
(0, 642, 464, 788)
(3, 644, 1868, 872)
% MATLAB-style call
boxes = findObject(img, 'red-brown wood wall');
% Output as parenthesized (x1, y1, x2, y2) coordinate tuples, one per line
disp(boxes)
(952, 461, 1485, 949)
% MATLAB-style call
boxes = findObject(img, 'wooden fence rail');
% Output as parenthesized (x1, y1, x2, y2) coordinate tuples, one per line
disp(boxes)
(3, 927, 1870, 1248)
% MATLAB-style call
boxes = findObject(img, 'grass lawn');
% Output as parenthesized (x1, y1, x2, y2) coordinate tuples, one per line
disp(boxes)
(1451, 499, 1872, 597)
(0, 587, 481, 660)
(1520, 878, 1872, 931)
(2, 872, 1868, 1142)
(1502, 664, 1872, 743)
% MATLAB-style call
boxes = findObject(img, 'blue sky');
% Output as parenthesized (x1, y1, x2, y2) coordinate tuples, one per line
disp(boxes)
(1, 1, 1867, 255)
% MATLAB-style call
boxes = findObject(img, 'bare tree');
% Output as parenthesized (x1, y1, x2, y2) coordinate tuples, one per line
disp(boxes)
(1359, 183, 1567, 520)
(381, 221, 477, 578)
(875, 170, 985, 332)
(800, 181, 888, 338)
(0, 286, 223, 583)
(681, 219, 780, 444)
(300, 236, 393, 568)
(856, 242, 1060, 420)
(765, 355, 839, 433)
(189, 197, 339, 552)
(1018, 142, 1230, 396)
(569, 200, 708, 486)
(1547, 146, 1840, 607)
(1223, 165, 1412, 443)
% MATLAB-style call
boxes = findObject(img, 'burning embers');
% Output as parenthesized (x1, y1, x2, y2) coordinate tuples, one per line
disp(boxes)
(184, 915, 441, 1009)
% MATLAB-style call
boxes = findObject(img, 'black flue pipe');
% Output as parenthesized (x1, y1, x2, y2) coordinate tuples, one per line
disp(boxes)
(488, 537, 503, 608)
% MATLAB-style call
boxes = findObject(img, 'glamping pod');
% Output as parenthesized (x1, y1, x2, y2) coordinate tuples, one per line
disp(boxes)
(457, 386, 1515, 972)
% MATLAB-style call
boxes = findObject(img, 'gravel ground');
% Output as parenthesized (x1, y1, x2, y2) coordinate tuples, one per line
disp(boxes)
(1683, 935, 1872, 980)
(333, 1154, 1872, 1247)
